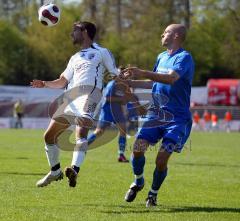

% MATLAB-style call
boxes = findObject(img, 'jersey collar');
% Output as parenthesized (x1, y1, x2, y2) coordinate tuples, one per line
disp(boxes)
(167, 47, 183, 56)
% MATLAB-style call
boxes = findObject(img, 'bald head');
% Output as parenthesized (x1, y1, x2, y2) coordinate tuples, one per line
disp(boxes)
(167, 24, 187, 42)
(161, 23, 187, 49)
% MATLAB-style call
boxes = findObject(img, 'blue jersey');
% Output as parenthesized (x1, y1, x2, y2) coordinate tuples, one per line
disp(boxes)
(98, 80, 126, 126)
(101, 80, 123, 111)
(152, 48, 194, 121)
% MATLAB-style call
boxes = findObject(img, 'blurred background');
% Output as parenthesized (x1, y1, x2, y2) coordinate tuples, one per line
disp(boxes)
(0, 0, 239, 130)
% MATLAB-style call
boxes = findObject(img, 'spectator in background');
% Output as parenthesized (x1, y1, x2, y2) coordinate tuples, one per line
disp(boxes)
(211, 111, 218, 131)
(224, 110, 232, 133)
(203, 110, 211, 131)
(13, 99, 24, 129)
(192, 110, 201, 131)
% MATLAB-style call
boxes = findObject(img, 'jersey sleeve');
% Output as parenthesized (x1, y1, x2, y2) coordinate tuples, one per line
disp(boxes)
(101, 49, 119, 76)
(172, 53, 193, 77)
(62, 56, 74, 82)
(104, 81, 116, 97)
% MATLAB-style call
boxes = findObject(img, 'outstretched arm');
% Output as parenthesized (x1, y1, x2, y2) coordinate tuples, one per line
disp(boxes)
(127, 80, 153, 89)
(30, 75, 68, 89)
(121, 67, 180, 85)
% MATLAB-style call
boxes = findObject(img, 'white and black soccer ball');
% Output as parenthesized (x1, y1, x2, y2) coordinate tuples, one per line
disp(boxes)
(38, 3, 60, 27)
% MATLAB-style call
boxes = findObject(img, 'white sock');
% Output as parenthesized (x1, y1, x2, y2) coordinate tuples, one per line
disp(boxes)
(71, 138, 88, 167)
(45, 144, 60, 168)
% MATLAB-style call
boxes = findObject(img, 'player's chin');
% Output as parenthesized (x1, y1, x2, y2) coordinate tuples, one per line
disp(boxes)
(72, 39, 77, 45)
(72, 37, 79, 45)
(161, 39, 168, 46)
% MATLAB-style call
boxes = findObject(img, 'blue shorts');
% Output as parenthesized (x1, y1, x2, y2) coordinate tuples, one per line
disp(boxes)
(98, 105, 126, 128)
(136, 119, 192, 153)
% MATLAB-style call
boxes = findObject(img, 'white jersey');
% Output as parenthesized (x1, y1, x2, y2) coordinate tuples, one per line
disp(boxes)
(63, 43, 119, 90)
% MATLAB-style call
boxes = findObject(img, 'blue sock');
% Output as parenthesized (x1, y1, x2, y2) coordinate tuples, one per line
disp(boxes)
(118, 136, 126, 156)
(148, 167, 168, 196)
(87, 133, 97, 145)
(131, 155, 145, 186)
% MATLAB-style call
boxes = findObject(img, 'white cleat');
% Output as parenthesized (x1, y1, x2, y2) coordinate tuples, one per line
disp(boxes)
(36, 171, 63, 187)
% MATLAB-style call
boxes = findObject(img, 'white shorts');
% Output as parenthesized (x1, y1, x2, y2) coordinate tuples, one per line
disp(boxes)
(53, 85, 102, 122)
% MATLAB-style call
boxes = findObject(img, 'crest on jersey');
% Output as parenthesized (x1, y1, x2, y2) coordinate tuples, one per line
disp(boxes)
(88, 53, 95, 60)
(80, 53, 85, 57)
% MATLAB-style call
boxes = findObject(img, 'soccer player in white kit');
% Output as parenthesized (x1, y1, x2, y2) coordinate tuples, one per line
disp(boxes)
(31, 21, 119, 188)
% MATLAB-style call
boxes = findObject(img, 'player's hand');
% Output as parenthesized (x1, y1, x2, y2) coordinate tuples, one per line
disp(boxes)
(30, 80, 45, 88)
(137, 105, 147, 116)
(120, 67, 144, 80)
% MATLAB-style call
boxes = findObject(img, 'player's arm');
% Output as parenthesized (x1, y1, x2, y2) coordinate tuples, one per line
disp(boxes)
(30, 75, 68, 89)
(101, 48, 120, 79)
(105, 96, 125, 103)
(121, 68, 180, 85)
(126, 80, 153, 89)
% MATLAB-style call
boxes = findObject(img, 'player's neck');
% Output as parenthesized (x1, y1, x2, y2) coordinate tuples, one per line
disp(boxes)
(167, 45, 181, 55)
(81, 39, 93, 50)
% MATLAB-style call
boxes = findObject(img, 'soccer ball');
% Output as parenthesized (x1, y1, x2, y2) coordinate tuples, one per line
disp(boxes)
(38, 3, 60, 27)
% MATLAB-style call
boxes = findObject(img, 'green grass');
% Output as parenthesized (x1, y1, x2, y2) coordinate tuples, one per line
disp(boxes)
(0, 129, 240, 221)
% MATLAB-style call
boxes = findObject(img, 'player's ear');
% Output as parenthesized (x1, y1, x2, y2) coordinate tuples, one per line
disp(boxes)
(174, 33, 179, 40)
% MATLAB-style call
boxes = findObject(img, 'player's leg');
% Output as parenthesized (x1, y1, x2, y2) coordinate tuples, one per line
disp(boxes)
(65, 121, 90, 187)
(116, 122, 129, 162)
(18, 114, 23, 128)
(65, 86, 102, 187)
(125, 138, 149, 202)
(87, 121, 109, 145)
(36, 117, 70, 187)
(146, 146, 171, 207)
(146, 120, 192, 207)
(88, 105, 113, 145)
(125, 122, 161, 202)
(16, 114, 21, 128)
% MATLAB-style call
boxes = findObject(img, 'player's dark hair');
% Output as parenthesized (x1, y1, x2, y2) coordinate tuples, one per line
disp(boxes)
(77, 21, 96, 40)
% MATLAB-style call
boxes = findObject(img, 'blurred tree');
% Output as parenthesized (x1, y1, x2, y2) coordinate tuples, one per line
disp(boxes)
(0, 20, 52, 85)
(0, 0, 240, 86)
(25, 4, 82, 78)
(116, 0, 122, 36)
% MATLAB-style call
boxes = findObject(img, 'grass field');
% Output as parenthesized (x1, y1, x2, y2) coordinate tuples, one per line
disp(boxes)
(0, 129, 239, 221)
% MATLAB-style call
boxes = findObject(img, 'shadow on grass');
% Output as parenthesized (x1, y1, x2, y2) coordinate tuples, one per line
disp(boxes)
(172, 162, 240, 168)
(99, 205, 240, 214)
(15, 157, 29, 160)
(0, 172, 45, 176)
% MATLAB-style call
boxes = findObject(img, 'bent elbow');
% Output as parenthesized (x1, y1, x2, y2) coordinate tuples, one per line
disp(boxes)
(168, 78, 177, 85)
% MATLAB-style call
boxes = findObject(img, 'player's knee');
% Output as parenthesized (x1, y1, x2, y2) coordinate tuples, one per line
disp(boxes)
(155, 156, 168, 171)
(76, 117, 93, 128)
(44, 131, 55, 144)
(133, 151, 144, 158)
(133, 139, 148, 154)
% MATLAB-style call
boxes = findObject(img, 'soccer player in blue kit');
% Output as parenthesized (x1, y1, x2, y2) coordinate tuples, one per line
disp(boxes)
(121, 24, 194, 207)
(88, 79, 142, 162)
